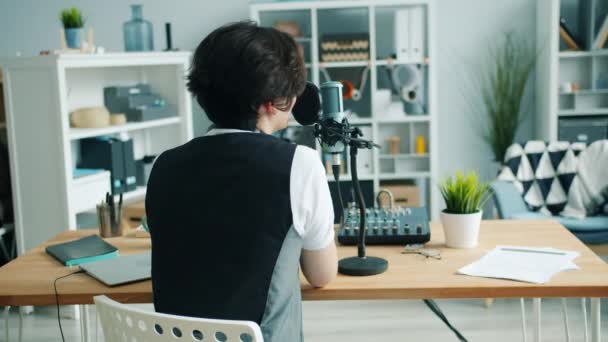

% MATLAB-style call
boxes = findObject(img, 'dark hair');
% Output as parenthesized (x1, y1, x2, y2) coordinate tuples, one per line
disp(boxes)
(187, 21, 307, 130)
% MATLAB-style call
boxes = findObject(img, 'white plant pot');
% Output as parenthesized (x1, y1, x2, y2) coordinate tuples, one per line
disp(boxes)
(440, 210, 482, 249)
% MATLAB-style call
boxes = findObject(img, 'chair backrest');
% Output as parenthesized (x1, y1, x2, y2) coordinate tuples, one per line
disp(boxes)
(94, 295, 264, 342)
(490, 181, 530, 219)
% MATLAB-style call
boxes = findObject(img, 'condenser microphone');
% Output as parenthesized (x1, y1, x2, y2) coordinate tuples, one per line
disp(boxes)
(319, 81, 346, 166)
(291, 82, 321, 126)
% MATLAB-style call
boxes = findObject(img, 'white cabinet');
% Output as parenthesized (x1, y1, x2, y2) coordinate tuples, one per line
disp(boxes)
(1, 52, 194, 253)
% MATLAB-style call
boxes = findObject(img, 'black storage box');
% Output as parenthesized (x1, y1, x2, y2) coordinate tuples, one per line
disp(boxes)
(558, 116, 608, 143)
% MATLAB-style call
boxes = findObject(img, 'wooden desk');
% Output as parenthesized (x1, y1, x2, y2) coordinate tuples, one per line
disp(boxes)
(0, 220, 606, 341)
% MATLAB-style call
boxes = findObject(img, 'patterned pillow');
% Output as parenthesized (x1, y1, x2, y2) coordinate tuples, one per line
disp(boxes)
(497, 141, 585, 215)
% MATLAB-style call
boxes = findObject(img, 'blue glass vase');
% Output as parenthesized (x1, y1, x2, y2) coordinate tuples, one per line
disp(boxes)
(123, 4, 154, 52)
(64, 28, 81, 49)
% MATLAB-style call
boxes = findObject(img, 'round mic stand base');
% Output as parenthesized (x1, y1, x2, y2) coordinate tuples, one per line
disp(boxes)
(338, 256, 388, 276)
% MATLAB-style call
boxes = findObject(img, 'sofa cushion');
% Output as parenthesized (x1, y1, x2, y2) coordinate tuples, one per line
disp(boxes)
(571, 230, 608, 245)
(559, 216, 608, 233)
(508, 213, 608, 243)
(509, 212, 552, 220)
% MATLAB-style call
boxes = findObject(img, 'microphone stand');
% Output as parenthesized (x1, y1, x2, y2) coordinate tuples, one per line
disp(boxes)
(315, 119, 388, 276)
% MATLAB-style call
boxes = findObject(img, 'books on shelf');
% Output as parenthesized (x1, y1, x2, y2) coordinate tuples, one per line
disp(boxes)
(559, 17, 580, 51)
(594, 15, 608, 50)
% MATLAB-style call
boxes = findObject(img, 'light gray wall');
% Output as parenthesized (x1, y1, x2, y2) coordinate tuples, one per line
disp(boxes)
(435, 0, 536, 183)
(0, 0, 538, 184)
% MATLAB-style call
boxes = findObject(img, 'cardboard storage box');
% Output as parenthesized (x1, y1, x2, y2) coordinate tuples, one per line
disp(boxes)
(378, 183, 420, 207)
(123, 201, 145, 227)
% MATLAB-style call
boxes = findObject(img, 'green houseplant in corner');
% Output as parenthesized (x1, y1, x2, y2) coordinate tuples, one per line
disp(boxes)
(439, 171, 492, 248)
(60, 7, 85, 49)
(471, 32, 536, 164)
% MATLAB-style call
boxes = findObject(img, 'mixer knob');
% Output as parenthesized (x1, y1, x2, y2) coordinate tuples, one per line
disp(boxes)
(392, 225, 398, 234)
(405, 208, 412, 215)
(416, 224, 422, 234)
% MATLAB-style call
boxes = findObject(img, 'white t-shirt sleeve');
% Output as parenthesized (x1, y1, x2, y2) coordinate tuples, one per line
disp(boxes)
(290, 145, 335, 250)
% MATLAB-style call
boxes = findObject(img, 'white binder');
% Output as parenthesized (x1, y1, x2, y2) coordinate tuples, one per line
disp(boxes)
(394, 9, 410, 61)
(409, 6, 425, 61)
(394, 7, 425, 62)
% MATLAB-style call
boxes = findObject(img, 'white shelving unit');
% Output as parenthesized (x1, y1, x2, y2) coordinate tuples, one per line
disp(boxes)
(0, 52, 194, 253)
(250, 0, 439, 219)
(537, 0, 608, 141)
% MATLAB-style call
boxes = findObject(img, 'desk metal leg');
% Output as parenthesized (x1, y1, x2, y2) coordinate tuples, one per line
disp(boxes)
(534, 298, 542, 342)
(4, 306, 9, 342)
(520, 298, 528, 342)
(561, 298, 571, 342)
(582, 298, 589, 342)
(591, 298, 601, 342)
(18, 307, 23, 342)
(80, 304, 90, 342)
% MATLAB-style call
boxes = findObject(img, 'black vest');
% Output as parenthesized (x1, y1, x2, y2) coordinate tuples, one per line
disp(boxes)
(146, 132, 296, 323)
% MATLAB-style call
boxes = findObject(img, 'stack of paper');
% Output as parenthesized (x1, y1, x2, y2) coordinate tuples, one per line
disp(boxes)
(458, 246, 580, 284)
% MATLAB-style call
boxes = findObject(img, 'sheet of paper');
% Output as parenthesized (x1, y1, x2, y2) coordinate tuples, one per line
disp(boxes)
(458, 245, 580, 284)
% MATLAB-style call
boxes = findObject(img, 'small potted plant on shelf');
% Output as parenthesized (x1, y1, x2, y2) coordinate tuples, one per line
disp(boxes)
(60, 7, 85, 49)
(439, 171, 492, 248)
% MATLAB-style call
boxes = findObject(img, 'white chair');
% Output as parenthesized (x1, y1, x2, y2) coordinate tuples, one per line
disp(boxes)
(94, 295, 264, 342)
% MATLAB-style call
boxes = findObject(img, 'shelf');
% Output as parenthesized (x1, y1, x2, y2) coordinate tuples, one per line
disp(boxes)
(559, 49, 608, 58)
(376, 59, 428, 66)
(69, 117, 182, 140)
(295, 37, 312, 43)
(558, 108, 608, 116)
(327, 174, 375, 182)
(379, 172, 431, 180)
(287, 117, 372, 127)
(0, 51, 192, 69)
(560, 89, 608, 96)
(347, 117, 373, 124)
(377, 116, 430, 123)
(380, 153, 429, 159)
(319, 61, 370, 68)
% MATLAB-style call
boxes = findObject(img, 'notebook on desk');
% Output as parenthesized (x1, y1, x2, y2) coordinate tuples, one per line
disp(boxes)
(45, 235, 118, 266)
(80, 252, 151, 286)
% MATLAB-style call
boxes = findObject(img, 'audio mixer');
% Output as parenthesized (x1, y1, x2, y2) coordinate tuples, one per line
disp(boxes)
(337, 206, 431, 245)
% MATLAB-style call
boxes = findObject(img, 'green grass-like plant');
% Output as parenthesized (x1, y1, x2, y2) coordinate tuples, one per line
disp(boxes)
(439, 171, 492, 214)
(470, 32, 537, 162)
(60, 7, 85, 29)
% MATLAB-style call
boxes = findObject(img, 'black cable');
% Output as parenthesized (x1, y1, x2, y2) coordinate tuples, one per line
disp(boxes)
(423, 299, 468, 342)
(332, 164, 345, 225)
(54, 270, 86, 342)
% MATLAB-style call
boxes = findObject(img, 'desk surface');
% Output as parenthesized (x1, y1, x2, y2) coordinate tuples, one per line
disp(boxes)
(0, 220, 607, 306)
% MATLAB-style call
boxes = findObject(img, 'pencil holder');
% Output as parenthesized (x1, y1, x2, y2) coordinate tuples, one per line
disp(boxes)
(97, 204, 124, 237)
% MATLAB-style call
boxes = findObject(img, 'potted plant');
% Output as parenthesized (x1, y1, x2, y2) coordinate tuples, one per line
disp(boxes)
(469, 32, 537, 164)
(439, 171, 492, 248)
(60, 7, 85, 49)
